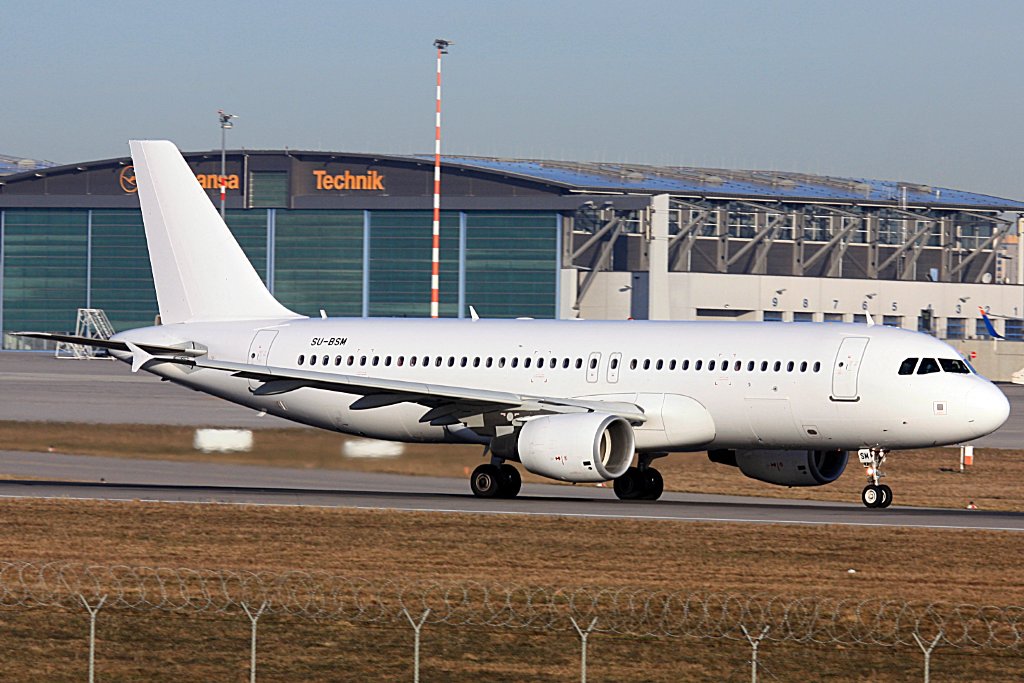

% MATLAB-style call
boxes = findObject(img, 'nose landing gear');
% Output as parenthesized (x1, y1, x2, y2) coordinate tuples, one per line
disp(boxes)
(858, 448, 892, 508)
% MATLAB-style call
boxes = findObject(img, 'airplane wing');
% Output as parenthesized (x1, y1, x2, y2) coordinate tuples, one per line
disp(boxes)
(123, 343, 647, 426)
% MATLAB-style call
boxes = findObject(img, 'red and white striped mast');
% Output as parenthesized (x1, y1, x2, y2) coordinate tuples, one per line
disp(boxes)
(430, 39, 452, 318)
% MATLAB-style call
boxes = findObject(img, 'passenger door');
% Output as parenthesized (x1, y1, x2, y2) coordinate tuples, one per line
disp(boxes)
(607, 352, 622, 384)
(832, 337, 869, 401)
(246, 330, 279, 389)
(586, 352, 602, 383)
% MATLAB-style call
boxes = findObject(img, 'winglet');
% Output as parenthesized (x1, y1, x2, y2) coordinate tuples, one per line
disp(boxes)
(125, 341, 155, 373)
(865, 311, 876, 327)
(979, 306, 1005, 339)
(469, 306, 480, 322)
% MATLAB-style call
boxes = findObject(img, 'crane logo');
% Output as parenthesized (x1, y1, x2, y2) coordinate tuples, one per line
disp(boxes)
(119, 166, 138, 193)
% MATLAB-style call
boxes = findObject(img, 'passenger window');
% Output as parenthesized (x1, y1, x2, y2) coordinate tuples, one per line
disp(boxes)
(410, 356, 417, 367)
(682, 360, 690, 370)
(590, 358, 598, 369)
(760, 361, 768, 371)
(460, 357, 468, 367)
(656, 359, 664, 370)
(549, 358, 557, 369)
(486, 357, 493, 368)
(709, 360, 716, 371)
(371, 356, 379, 366)
(917, 358, 941, 375)
(511, 358, 519, 368)
(435, 357, 442, 367)
(747, 361, 754, 371)
(562, 358, 570, 369)
(734, 360, 741, 372)
(384, 356, 392, 366)
(630, 359, 638, 370)
(695, 360, 703, 370)
(447, 357, 455, 367)
(310, 355, 317, 366)
(298, 355, 305, 365)
(611, 358, 619, 369)
(643, 359, 651, 370)
(498, 357, 506, 368)
(787, 361, 794, 372)
(335, 356, 342, 366)
(347, 355, 354, 366)
(898, 358, 918, 375)
(938, 358, 970, 374)
(537, 357, 544, 367)
(472, 357, 480, 367)
(360, 356, 367, 366)
(813, 361, 821, 372)
(669, 359, 677, 370)
(575, 359, 583, 369)
(525, 358, 532, 368)
(800, 361, 807, 372)
(397, 356, 404, 367)
(773, 361, 781, 372)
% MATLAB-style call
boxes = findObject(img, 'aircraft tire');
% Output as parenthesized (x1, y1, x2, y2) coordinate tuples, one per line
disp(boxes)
(613, 467, 643, 500)
(878, 484, 893, 508)
(640, 468, 664, 501)
(861, 484, 881, 508)
(497, 464, 522, 498)
(471, 464, 502, 498)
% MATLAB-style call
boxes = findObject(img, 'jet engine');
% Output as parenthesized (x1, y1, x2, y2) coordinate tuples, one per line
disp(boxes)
(501, 413, 635, 483)
(708, 449, 848, 487)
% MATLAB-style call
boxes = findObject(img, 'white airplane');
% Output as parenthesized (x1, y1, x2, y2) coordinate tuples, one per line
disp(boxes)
(18, 141, 1011, 508)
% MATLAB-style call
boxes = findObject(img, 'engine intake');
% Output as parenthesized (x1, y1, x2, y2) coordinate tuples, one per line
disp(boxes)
(511, 413, 635, 483)
(709, 448, 849, 487)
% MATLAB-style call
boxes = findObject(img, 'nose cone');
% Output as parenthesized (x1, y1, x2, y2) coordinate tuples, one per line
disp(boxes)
(966, 382, 1011, 438)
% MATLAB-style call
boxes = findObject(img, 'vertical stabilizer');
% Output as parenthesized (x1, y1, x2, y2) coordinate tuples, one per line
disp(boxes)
(129, 140, 301, 324)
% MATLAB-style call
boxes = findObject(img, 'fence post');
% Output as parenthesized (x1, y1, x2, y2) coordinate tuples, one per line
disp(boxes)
(402, 608, 430, 683)
(79, 594, 107, 683)
(241, 601, 268, 683)
(569, 617, 599, 683)
(741, 625, 770, 683)
(912, 630, 943, 683)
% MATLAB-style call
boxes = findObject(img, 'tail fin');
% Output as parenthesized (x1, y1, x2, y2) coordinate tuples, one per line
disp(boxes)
(978, 307, 1005, 340)
(129, 140, 301, 324)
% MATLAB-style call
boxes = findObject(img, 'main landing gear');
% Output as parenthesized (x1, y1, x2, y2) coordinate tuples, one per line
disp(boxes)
(858, 448, 892, 509)
(470, 460, 522, 499)
(613, 453, 665, 501)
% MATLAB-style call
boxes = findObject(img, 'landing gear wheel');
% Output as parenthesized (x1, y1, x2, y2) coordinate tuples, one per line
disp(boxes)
(470, 464, 501, 498)
(878, 484, 893, 509)
(613, 467, 643, 500)
(497, 464, 522, 499)
(639, 468, 664, 501)
(861, 485, 881, 508)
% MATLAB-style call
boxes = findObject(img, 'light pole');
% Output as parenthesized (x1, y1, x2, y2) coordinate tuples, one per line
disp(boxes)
(430, 39, 452, 318)
(218, 109, 237, 218)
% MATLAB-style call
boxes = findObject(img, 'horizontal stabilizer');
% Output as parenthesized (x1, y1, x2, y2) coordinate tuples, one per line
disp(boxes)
(11, 332, 207, 357)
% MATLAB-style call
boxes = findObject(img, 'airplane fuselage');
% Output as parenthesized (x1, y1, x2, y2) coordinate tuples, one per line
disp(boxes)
(114, 317, 1008, 453)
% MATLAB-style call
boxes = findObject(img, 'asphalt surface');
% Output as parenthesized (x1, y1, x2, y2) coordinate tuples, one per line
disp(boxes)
(0, 450, 1020, 531)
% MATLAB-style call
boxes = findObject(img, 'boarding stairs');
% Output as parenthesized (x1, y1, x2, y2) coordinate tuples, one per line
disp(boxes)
(55, 308, 115, 359)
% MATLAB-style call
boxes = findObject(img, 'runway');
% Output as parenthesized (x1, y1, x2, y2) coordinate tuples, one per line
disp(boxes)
(1, 450, 1021, 531)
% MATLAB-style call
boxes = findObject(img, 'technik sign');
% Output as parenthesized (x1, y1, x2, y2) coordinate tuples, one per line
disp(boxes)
(118, 166, 240, 194)
(312, 169, 385, 191)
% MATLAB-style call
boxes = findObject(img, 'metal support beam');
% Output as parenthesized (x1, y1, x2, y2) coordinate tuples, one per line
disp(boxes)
(648, 194, 670, 320)
(575, 221, 624, 308)
(802, 213, 862, 272)
(791, 210, 805, 276)
(949, 224, 1007, 280)
(669, 209, 708, 271)
(571, 218, 621, 263)
(716, 205, 729, 273)
(726, 211, 787, 269)
(876, 219, 934, 275)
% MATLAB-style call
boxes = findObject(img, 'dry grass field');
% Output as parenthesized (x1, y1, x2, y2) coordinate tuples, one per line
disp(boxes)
(1, 421, 1023, 679)
(0, 499, 1021, 681)
(1, 420, 1021, 511)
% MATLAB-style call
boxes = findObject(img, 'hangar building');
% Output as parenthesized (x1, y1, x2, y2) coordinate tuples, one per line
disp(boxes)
(2, 149, 1023, 357)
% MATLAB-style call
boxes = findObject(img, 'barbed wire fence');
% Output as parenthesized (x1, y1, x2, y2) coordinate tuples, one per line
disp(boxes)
(1, 562, 1023, 681)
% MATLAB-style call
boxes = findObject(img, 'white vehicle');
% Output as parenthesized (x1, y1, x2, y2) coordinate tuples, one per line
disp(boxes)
(18, 141, 1010, 508)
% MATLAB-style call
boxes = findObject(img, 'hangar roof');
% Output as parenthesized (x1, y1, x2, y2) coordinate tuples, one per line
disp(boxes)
(1, 149, 1021, 212)
(425, 156, 1024, 211)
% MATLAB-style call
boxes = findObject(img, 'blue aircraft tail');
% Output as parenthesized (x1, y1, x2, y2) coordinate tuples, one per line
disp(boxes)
(979, 307, 1005, 339)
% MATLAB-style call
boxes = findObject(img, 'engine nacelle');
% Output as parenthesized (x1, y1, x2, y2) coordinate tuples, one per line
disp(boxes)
(709, 448, 848, 487)
(514, 413, 634, 483)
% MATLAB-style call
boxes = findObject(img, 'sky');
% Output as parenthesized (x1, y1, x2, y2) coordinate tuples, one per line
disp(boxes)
(3, 1, 1024, 198)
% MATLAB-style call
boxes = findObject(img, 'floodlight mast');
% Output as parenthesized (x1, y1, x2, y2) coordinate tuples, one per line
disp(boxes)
(430, 39, 452, 318)
(218, 109, 238, 219)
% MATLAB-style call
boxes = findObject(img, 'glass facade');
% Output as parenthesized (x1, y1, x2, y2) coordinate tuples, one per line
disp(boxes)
(274, 210, 363, 317)
(465, 212, 558, 319)
(368, 211, 459, 318)
(2, 209, 88, 336)
(1, 207, 561, 348)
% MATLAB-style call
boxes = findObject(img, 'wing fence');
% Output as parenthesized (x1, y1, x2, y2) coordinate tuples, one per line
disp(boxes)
(0, 561, 1021, 650)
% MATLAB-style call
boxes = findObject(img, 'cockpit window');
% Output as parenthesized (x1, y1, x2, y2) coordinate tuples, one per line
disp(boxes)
(898, 358, 918, 375)
(917, 358, 941, 374)
(939, 358, 970, 374)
